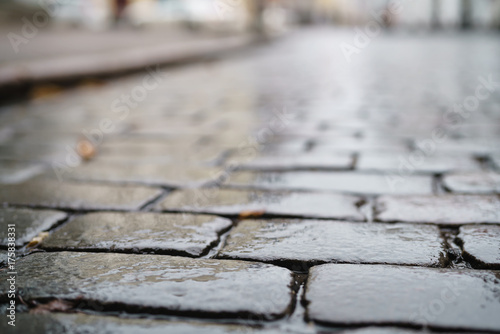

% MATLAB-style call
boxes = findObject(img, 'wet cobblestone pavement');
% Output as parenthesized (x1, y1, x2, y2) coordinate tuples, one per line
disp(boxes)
(1, 28, 500, 333)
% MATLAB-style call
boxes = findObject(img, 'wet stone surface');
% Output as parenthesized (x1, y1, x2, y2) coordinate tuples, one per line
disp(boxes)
(0, 161, 46, 184)
(0, 250, 7, 267)
(155, 188, 365, 221)
(226, 153, 353, 171)
(492, 155, 500, 170)
(376, 195, 500, 224)
(357, 153, 480, 173)
(218, 220, 446, 267)
(0, 208, 67, 246)
(42, 212, 232, 256)
(0, 313, 283, 334)
(225, 172, 433, 195)
(337, 328, 436, 334)
(0, 179, 163, 210)
(1, 252, 293, 319)
(67, 163, 222, 187)
(458, 225, 500, 269)
(305, 264, 500, 331)
(442, 171, 500, 194)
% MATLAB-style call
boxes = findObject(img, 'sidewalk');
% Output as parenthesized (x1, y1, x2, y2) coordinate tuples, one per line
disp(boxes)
(0, 25, 257, 96)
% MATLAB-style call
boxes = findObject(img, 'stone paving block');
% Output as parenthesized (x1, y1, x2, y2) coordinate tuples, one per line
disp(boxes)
(96, 142, 226, 165)
(376, 195, 500, 224)
(67, 163, 221, 187)
(0, 250, 6, 267)
(42, 212, 232, 256)
(311, 137, 408, 153)
(227, 153, 353, 171)
(305, 264, 500, 331)
(0, 161, 46, 184)
(443, 171, 500, 194)
(357, 153, 480, 173)
(0, 313, 283, 334)
(218, 220, 446, 267)
(155, 188, 365, 221)
(0, 252, 293, 319)
(338, 328, 435, 334)
(0, 208, 67, 246)
(225, 172, 433, 195)
(0, 144, 66, 163)
(431, 138, 499, 155)
(458, 225, 500, 269)
(492, 154, 500, 170)
(0, 179, 162, 210)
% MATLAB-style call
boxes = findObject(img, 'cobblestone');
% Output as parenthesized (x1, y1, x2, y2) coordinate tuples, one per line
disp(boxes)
(376, 195, 500, 224)
(226, 152, 353, 171)
(225, 172, 433, 195)
(67, 163, 222, 187)
(0, 250, 6, 267)
(1, 27, 500, 332)
(357, 153, 480, 173)
(42, 212, 231, 256)
(155, 188, 364, 220)
(0, 179, 162, 210)
(1, 252, 293, 319)
(218, 220, 446, 267)
(305, 264, 500, 331)
(0, 208, 67, 246)
(458, 225, 500, 269)
(443, 171, 500, 194)
(0, 161, 46, 184)
(0, 313, 283, 334)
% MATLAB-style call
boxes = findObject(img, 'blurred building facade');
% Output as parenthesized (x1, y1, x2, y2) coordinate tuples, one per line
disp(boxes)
(3, 0, 500, 30)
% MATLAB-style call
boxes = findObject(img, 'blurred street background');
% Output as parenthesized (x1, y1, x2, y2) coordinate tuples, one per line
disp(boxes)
(1, 1, 500, 334)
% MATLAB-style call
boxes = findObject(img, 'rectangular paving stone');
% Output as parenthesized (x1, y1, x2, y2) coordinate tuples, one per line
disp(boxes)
(0, 179, 162, 210)
(305, 264, 500, 331)
(0, 208, 67, 246)
(67, 163, 222, 187)
(42, 212, 232, 256)
(311, 137, 408, 152)
(155, 188, 365, 221)
(376, 195, 500, 224)
(226, 153, 353, 171)
(0, 313, 282, 334)
(0, 250, 6, 267)
(492, 154, 500, 170)
(458, 225, 500, 269)
(0, 161, 46, 184)
(443, 171, 500, 194)
(218, 220, 446, 267)
(0, 252, 293, 319)
(357, 153, 480, 173)
(224, 171, 433, 195)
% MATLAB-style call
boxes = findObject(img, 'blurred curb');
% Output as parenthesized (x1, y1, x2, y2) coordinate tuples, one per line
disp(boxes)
(0, 34, 258, 103)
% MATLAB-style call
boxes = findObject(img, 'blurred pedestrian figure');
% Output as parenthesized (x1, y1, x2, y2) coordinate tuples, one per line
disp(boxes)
(114, 0, 128, 24)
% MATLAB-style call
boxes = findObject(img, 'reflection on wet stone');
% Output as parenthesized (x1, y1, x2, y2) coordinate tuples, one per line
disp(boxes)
(156, 188, 365, 220)
(42, 212, 232, 256)
(0, 179, 163, 210)
(0, 313, 284, 334)
(443, 171, 500, 194)
(218, 220, 446, 267)
(458, 225, 500, 268)
(225, 171, 433, 195)
(0, 208, 67, 246)
(1, 252, 294, 319)
(376, 195, 500, 224)
(67, 163, 223, 187)
(305, 264, 500, 331)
